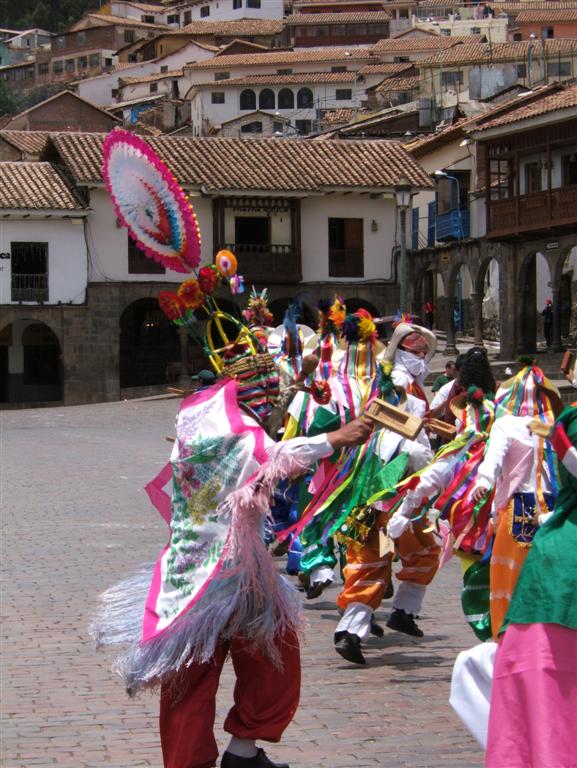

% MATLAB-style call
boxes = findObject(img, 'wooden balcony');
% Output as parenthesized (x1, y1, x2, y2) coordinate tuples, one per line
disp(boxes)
(487, 184, 577, 239)
(220, 243, 302, 284)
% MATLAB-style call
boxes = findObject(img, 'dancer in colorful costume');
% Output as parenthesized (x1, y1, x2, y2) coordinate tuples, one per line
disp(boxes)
(94, 128, 375, 768)
(331, 361, 434, 664)
(471, 360, 562, 638)
(485, 404, 577, 768)
(295, 306, 385, 599)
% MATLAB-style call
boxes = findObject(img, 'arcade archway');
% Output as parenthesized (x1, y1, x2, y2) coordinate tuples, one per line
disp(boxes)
(0, 320, 62, 404)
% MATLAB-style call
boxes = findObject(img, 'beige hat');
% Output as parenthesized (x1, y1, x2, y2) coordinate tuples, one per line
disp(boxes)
(383, 322, 437, 363)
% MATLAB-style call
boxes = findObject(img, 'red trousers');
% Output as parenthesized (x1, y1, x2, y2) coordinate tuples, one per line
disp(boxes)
(159, 629, 300, 768)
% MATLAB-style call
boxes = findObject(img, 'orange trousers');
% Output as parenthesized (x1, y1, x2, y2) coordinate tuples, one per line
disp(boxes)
(336, 523, 441, 612)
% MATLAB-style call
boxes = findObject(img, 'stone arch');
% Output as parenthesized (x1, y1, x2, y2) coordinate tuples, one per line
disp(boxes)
(119, 298, 180, 389)
(413, 262, 447, 330)
(516, 250, 553, 354)
(0, 318, 63, 404)
(550, 243, 577, 345)
(343, 297, 381, 317)
(475, 255, 502, 350)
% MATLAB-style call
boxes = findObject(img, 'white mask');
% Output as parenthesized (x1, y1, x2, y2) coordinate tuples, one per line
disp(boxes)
(397, 349, 429, 379)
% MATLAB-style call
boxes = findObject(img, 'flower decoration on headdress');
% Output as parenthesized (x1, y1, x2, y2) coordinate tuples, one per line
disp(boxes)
(215, 249, 237, 277)
(392, 311, 413, 329)
(159, 291, 187, 323)
(198, 265, 219, 295)
(243, 287, 274, 328)
(356, 309, 377, 342)
(342, 310, 377, 343)
(177, 278, 205, 309)
(376, 360, 400, 405)
(328, 296, 346, 330)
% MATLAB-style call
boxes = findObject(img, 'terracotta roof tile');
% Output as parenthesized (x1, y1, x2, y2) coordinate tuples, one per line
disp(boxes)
(48, 132, 433, 191)
(183, 19, 284, 35)
(0, 162, 87, 210)
(184, 46, 374, 68)
(494, 1, 577, 11)
(193, 71, 357, 86)
(119, 68, 183, 84)
(472, 83, 577, 131)
(84, 12, 169, 29)
(359, 62, 416, 75)
(516, 8, 577, 21)
(418, 38, 577, 66)
(320, 107, 365, 126)
(284, 11, 391, 23)
(371, 35, 470, 51)
(376, 75, 420, 91)
(0, 130, 51, 155)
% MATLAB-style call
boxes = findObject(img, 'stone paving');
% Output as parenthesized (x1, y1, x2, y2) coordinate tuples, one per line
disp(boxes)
(1, 398, 484, 768)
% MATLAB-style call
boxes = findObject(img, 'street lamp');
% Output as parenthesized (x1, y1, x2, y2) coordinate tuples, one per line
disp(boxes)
(394, 177, 412, 312)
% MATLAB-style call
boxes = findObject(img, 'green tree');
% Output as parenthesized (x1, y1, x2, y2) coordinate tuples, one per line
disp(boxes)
(0, 79, 18, 117)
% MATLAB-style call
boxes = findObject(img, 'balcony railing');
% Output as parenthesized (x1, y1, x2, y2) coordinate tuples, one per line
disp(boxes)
(435, 209, 471, 241)
(11, 273, 48, 302)
(487, 184, 577, 238)
(221, 243, 301, 283)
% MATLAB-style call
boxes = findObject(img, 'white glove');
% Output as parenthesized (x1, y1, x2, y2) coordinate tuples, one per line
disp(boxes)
(387, 512, 411, 539)
(537, 511, 553, 526)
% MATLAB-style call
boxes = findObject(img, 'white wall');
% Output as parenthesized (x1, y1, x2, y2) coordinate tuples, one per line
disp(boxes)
(86, 188, 215, 282)
(181, 0, 284, 22)
(0, 217, 87, 304)
(300, 194, 397, 282)
(193, 83, 361, 133)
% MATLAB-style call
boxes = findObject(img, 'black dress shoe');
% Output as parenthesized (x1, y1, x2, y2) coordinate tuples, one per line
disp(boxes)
(369, 615, 384, 637)
(334, 631, 366, 665)
(305, 579, 331, 599)
(221, 748, 289, 768)
(386, 608, 424, 638)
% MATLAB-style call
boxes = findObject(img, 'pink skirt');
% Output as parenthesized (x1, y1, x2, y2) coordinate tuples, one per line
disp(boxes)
(486, 623, 577, 768)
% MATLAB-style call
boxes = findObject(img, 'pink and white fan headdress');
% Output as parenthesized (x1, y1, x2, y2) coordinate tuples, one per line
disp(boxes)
(102, 129, 201, 273)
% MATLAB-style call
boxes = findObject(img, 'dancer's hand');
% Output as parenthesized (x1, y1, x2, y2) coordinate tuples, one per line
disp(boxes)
(328, 417, 373, 449)
(472, 486, 488, 503)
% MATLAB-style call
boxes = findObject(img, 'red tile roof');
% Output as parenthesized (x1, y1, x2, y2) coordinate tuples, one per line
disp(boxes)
(119, 68, 183, 84)
(192, 71, 358, 86)
(376, 75, 420, 91)
(184, 46, 375, 68)
(47, 132, 434, 191)
(359, 62, 416, 75)
(472, 82, 577, 132)
(418, 38, 577, 66)
(0, 162, 87, 210)
(284, 11, 391, 23)
(183, 19, 284, 35)
(516, 8, 577, 21)
(80, 12, 169, 30)
(371, 35, 470, 51)
(0, 130, 51, 155)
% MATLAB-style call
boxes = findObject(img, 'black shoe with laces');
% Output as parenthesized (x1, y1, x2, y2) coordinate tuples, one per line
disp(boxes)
(221, 748, 289, 768)
(386, 608, 424, 638)
(334, 631, 366, 665)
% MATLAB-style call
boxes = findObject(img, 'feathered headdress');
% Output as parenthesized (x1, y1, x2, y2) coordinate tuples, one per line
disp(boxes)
(242, 287, 274, 328)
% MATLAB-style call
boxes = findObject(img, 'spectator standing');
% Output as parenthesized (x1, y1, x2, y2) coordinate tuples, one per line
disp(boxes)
(424, 300, 435, 330)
